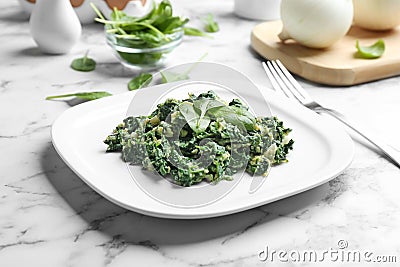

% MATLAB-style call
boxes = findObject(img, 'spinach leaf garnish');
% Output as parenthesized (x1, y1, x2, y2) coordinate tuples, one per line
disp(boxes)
(179, 98, 255, 133)
(179, 101, 210, 133)
(229, 106, 256, 130)
(208, 105, 255, 131)
(194, 98, 225, 129)
(355, 39, 385, 59)
(46, 91, 112, 101)
(128, 73, 153, 90)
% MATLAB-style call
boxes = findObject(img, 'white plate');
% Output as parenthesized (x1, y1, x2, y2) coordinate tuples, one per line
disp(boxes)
(51, 64, 354, 219)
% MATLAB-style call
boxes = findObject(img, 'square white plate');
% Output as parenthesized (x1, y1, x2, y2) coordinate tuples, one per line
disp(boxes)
(51, 80, 354, 219)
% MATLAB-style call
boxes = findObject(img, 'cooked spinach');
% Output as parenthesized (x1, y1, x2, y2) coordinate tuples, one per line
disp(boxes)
(104, 91, 294, 187)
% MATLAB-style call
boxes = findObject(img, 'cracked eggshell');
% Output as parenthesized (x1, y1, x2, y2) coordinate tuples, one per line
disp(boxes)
(96, 0, 154, 19)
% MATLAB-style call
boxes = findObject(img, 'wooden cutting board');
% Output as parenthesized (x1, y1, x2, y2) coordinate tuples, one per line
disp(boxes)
(251, 20, 400, 86)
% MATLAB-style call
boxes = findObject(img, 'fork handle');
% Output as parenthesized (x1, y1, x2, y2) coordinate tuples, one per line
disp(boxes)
(320, 109, 400, 168)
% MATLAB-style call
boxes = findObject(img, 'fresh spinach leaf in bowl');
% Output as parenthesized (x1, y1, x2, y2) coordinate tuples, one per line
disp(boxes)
(92, 0, 206, 67)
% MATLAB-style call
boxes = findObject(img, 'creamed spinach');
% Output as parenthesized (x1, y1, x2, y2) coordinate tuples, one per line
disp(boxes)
(105, 91, 294, 187)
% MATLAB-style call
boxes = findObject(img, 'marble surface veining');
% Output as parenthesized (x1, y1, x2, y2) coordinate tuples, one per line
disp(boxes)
(1, 0, 400, 266)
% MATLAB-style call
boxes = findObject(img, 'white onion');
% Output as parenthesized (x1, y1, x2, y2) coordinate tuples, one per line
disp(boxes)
(279, 0, 353, 49)
(353, 0, 400, 31)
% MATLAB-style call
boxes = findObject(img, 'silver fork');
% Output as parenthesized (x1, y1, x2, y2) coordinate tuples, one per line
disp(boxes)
(263, 60, 400, 168)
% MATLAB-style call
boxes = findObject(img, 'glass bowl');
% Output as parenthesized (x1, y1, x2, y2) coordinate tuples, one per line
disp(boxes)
(105, 29, 183, 70)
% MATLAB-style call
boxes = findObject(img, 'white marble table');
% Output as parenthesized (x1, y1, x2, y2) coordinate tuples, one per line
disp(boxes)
(1, 1, 400, 266)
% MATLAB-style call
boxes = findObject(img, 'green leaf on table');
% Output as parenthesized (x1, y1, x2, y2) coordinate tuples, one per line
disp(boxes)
(355, 39, 385, 59)
(160, 71, 189, 83)
(203, 14, 219, 33)
(160, 52, 208, 83)
(183, 27, 211, 38)
(45, 91, 112, 101)
(70, 51, 97, 72)
(128, 73, 153, 90)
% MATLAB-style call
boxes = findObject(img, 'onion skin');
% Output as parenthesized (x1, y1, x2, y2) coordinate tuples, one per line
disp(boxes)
(279, 0, 353, 49)
(353, 0, 400, 31)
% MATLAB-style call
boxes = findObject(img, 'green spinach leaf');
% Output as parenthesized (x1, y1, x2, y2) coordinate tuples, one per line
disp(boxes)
(179, 101, 210, 133)
(208, 105, 256, 131)
(203, 14, 219, 33)
(160, 52, 208, 83)
(184, 27, 211, 38)
(355, 39, 385, 59)
(46, 91, 112, 101)
(128, 73, 153, 90)
(230, 106, 256, 130)
(71, 51, 96, 72)
(160, 71, 189, 83)
(193, 99, 224, 129)
(194, 98, 223, 118)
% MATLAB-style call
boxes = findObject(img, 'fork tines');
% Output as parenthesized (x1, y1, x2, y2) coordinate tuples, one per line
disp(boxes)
(262, 60, 311, 103)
